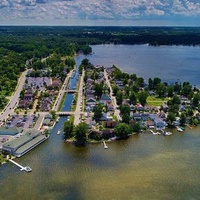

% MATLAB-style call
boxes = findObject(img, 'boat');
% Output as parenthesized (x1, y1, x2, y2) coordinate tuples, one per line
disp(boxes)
(20, 166, 32, 172)
(57, 130, 61, 134)
(177, 126, 183, 132)
(163, 131, 172, 136)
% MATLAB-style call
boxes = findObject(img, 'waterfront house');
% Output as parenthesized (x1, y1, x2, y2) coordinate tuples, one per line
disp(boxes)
(101, 129, 115, 140)
(145, 120, 155, 128)
(104, 120, 117, 128)
(154, 118, 166, 130)
(88, 129, 102, 140)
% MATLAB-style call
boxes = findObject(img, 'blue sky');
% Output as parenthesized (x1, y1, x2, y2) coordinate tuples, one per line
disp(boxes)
(0, 0, 200, 26)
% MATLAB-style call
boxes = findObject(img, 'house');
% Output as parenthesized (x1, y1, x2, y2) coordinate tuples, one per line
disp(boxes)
(179, 105, 186, 112)
(123, 99, 130, 105)
(101, 129, 115, 140)
(141, 114, 149, 121)
(130, 104, 136, 111)
(133, 113, 141, 121)
(101, 112, 113, 121)
(129, 119, 136, 126)
(86, 97, 96, 106)
(100, 94, 111, 105)
(106, 102, 114, 112)
(88, 129, 102, 140)
(162, 103, 169, 112)
(154, 118, 166, 130)
(145, 120, 155, 128)
(116, 80, 123, 87)
(51, 78, 61, 89)
(104, 121, 117, 128)
(149, 114, 157, 120)
(136, 103, 145, 111)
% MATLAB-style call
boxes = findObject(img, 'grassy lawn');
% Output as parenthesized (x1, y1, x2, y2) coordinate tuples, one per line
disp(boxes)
(147, 96, 169, 106)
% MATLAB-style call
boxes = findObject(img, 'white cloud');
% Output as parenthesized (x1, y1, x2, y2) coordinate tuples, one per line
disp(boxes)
(0, 0, 200, 24)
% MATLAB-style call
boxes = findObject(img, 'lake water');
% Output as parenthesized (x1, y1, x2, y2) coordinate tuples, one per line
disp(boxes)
(1, 117, 200, 200)
(78, 44, 200, 87)
(1, 45, 200, 200)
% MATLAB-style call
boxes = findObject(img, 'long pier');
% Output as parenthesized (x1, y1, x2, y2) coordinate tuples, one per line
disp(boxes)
(8, 159, 32, 172)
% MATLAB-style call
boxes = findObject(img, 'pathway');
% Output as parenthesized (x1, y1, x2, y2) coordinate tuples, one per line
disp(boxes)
(74, 70, 85, 125)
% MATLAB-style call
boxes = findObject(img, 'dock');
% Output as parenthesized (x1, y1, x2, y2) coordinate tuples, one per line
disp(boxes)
(103, 141, 108, 149)
(8, 159, 32, 172)
(150, 130, 161, 135)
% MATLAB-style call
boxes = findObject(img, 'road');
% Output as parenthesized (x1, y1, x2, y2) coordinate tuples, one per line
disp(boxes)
(0, 70, 28, 123)
(104, 69, 121, 121)
(34, 113, 46, 130)
(52, 70, 73, 111)
(74, 70, 85, 125)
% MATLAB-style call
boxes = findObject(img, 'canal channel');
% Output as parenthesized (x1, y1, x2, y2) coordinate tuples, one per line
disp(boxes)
(61, 58, 80, 112)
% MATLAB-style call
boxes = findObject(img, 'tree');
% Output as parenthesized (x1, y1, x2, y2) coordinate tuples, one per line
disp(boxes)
(131, 122, 140, 133)
(182, 82, 192, 97)
(116, 90, 123, 105)
(65, 56, 75, 68)
(120, 104, 131, 116)
(138, 91, 148, 106)
(148, 78, 153, 90)
(167, 112, 176, 126)
(167, 86, 174, 97)
(112, 85, 119, 96)
(63, 121, 74, 139)
(114, 123, 132, 138)
(93, 104, 103, 122)
(122, 113, 130, 124)
(192, 93, 200, 107)
(74, 122, 89, 146)
(153, 77, 161, 88)
(129, 92, 137, 105)
(94, 83, 103, 98)
(180, 112, 186, 126)
(50, 110, 57, 120)
(156, 83, 166, 97)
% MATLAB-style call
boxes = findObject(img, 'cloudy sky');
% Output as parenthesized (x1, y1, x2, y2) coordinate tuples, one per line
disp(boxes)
(0, 0, 200, 26)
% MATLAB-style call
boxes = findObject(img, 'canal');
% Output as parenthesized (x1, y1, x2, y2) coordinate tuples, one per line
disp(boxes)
(61, 60, 80, 112)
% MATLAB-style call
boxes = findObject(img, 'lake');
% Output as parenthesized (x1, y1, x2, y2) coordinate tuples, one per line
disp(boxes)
(78, 44, 200, 87)
(1, 117, 200, 199)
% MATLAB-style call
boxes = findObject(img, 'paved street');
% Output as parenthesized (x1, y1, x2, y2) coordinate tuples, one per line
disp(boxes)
(74, 70, 85, 125)
(104, 69, 121, 121)
(0, 70, 28, 123)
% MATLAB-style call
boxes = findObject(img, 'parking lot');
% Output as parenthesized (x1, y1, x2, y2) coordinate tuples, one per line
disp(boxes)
(5, 115, 37, 129)
(27, 77, 52, 90)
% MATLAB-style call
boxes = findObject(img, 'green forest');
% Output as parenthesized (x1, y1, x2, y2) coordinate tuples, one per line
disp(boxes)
(0, 26, 200, 110)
